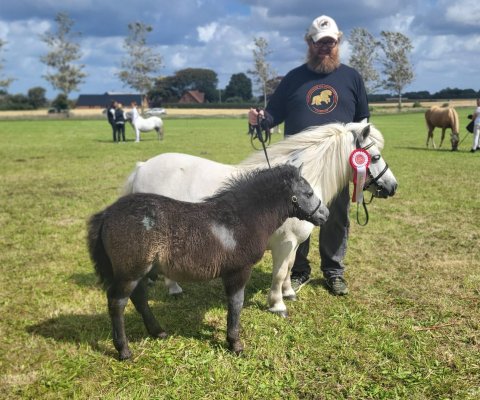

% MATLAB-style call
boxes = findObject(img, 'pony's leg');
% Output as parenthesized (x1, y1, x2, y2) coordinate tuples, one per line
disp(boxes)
(164, 277, 183, 295)
(107, 279, 139, 360)
(426, 128, 436, 148)
(156, 127, 164, 141)
(267, 241, 297, 317)
(222, 268, 252, 354)
(130, 278, 167, 339)
(439, 128, 446, 148)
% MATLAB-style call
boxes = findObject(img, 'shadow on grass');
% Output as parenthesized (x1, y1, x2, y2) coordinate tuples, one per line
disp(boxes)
(27, 268, 273, 356)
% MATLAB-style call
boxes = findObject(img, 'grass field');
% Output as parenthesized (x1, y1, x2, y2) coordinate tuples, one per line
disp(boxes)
(1, 110, 479, 399)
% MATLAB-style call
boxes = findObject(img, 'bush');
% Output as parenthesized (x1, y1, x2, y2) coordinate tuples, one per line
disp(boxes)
(412, 101, 422, 108)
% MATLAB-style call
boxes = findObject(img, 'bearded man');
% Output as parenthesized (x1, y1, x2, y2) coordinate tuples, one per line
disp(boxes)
(262, 15, 370, 296)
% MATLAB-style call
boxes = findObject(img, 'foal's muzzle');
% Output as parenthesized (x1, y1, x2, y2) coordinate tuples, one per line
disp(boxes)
(292, 196, 329, 226)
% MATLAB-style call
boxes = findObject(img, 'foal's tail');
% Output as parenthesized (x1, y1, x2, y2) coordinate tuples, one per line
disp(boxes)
(121, 161, 145, 195)
(87, 210, 114, 289)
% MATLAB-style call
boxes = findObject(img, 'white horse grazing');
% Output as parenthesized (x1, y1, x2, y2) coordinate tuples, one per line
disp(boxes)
(127, 112, 164, 141)
(123, 122, 398, 316)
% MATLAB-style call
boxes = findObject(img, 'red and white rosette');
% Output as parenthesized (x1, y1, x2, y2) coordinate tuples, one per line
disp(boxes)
(349, 149, 371, 203)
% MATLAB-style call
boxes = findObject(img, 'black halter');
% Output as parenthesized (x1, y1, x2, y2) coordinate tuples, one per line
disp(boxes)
(291, 195, 322, 223)
(354, 138, 391, 226)
(359, 140, 390, 193)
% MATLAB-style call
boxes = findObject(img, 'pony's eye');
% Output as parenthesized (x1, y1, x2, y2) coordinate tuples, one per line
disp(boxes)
(371, 155, 381, 162)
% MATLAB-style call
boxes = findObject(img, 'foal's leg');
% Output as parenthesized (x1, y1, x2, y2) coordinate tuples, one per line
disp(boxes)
(130, 278, 167, 339)
(107, 279, 139, 360)
(222, 268, 252, 354)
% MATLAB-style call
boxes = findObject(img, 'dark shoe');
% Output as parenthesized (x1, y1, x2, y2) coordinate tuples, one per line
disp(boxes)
(291, 273, 311, 293)
(325, 276, 349, 296)
(471, 149, 476, 153)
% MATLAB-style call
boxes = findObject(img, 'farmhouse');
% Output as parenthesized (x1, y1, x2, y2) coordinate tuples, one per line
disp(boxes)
(179, 90, 205, 104)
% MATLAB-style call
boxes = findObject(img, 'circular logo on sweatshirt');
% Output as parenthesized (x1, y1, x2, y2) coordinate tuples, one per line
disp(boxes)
(306, 84, 338, 114)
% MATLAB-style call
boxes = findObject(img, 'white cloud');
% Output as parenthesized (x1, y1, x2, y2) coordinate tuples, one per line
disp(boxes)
(197, 22, 218, 42)
(444, 0, 480, 26)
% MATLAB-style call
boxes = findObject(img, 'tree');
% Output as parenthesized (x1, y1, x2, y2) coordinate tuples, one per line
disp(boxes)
(170, 68, 218, 102)
(117, 22, 163, 105)
(40, 12, 86, 98)
(378, 31, 414, 109)
(248, 37, 276, 108)
(224, 73, 252, 102)
(27, 87, 48, 109)
(348, 28, 381, 94)
(0, 39, 15, 91)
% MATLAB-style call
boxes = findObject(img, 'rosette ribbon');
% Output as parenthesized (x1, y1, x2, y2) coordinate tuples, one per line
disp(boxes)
(349, 149, 371, 203)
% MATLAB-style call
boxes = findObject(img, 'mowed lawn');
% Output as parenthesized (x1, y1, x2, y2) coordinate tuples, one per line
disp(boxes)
(0, 111, 479, 399)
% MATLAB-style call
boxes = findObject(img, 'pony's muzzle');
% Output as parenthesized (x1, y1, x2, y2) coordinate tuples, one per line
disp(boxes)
(371, 181, 397, 198)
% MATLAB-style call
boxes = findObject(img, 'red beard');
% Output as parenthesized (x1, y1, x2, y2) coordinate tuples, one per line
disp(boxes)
(306, 46, 340, 74)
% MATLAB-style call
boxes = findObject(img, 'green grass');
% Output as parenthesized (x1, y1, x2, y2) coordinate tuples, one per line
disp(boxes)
(1, 112, 479, 399)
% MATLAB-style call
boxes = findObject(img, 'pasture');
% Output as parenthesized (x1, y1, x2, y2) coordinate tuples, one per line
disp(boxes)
(1, 110, 479, 399)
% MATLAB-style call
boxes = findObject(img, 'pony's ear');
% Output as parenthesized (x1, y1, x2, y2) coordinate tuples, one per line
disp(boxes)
(360, 124, 371, 140)
(353, 124, 371, 147)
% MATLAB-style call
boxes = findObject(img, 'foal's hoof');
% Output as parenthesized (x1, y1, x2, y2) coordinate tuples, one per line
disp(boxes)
(118, 349, 132, 361)
(153, 331, 168, 339)
(228, 341, 244, 355)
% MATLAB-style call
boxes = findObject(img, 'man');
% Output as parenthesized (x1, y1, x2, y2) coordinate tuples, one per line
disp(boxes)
(470, 98, 480, 153)
(262, 15, 370, 295)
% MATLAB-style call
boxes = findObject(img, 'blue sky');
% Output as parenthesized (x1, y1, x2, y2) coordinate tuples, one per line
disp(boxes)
(0, 0, 479, 99)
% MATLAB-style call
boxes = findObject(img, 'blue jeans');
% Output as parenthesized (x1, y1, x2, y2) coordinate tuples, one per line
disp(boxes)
(291, 185, 350, 279)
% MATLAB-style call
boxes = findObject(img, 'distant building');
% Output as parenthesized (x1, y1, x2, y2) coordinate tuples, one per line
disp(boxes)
(178, 90, 205, 104)
(76, 92, 145, 109)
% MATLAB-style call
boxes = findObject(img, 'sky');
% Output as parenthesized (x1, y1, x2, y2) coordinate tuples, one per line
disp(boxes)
(0, 0, 479, 99)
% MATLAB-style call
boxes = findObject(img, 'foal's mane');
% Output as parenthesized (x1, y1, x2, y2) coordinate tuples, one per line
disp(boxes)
(206, 164, 298, 204)
(240, 122, 384, 205)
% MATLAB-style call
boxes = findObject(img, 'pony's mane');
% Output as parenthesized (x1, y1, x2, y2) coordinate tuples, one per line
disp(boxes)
(240, 122, 384, 205)
(206, 164, 298, 203)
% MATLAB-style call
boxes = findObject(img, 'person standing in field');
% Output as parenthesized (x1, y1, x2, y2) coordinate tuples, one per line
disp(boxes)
(107, 101, 117, 142)
(261, 15, 370, 295)
(114, 103, 127, 143)
(470, 98, 480, 153)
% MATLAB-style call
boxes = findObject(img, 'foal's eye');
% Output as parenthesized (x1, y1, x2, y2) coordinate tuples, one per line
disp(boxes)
(371, 155, 381, 162)
(307, 191, 314, 198)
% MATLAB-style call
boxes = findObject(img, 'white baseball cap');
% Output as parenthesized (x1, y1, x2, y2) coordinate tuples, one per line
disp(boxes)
(307, 15, 340, 42)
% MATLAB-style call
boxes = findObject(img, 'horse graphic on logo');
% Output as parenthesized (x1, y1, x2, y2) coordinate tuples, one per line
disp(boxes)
(306, 84, 338, 114)
(311, 90, 333, 106)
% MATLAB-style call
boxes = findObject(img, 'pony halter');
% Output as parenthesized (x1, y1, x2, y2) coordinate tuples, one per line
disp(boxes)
(291, 195, 322, 222)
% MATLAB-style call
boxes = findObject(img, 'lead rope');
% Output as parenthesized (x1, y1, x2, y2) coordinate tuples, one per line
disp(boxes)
(256, 114, 271, 169)
(356, 197, 370, 226)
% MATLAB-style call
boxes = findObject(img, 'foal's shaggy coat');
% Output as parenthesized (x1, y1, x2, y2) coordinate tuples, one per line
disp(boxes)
(88, 165, 328, 360)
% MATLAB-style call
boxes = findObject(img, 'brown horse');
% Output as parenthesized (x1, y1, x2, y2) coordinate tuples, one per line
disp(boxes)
(425, 106, 460, 151)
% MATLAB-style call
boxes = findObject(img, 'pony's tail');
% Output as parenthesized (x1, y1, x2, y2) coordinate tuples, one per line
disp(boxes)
(87, 210, 114, 289)
(121, 161, 145, 195)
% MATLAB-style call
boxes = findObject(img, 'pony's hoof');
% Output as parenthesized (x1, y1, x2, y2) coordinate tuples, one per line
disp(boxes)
(269, 309, 288, 318)
(283, 294, 297, 301)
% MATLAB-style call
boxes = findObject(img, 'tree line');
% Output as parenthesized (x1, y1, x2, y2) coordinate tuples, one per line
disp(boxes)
(0, 12, 478, 111)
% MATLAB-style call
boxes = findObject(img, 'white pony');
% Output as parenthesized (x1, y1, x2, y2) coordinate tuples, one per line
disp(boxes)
(127, 111, 164, 141)
(123, 122, 398, 316)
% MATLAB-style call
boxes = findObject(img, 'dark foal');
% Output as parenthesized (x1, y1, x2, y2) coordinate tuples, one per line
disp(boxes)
(87, 164, 329, 360)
